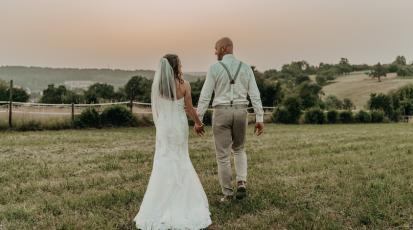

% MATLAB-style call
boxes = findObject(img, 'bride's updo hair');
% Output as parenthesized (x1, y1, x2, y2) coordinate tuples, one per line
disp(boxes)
(163, 54, 184, 84)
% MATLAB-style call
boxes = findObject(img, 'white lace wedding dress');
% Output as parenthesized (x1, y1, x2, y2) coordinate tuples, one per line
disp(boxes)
(134, 58, 211, 230)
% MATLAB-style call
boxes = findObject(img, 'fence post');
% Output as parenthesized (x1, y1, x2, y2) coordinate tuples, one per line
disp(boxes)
(129, 99, 133, 113)
(8, 80, 13, 129)
(71, 103, 75, 124)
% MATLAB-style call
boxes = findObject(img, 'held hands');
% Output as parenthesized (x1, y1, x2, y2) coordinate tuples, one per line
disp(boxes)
(255, 122, 264, 136)
(194, 122, 205, 137)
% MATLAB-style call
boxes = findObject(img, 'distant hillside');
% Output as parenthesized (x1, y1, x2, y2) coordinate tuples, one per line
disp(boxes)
(0, 66, 205, 92)
(322, 72, 413, 109)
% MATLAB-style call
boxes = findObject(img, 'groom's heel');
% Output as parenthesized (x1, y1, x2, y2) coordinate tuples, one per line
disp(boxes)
(235, 187, 247, 200)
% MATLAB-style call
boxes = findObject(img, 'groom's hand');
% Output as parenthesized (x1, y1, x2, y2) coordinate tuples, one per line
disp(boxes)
(255, 122, 264, 136)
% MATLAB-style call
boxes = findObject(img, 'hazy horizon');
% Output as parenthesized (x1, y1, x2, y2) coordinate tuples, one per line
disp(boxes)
(1, 0, 413, 72)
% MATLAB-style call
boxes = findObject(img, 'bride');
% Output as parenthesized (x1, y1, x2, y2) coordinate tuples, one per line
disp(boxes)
(134, 54, 212, 229)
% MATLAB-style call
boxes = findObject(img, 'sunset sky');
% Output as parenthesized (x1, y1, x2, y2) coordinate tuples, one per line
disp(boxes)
(1, 0, 412, 71)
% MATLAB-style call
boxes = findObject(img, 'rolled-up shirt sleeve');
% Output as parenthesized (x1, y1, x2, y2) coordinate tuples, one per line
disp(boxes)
(196, 66, 215, 121)
(247, 66, 264, 123)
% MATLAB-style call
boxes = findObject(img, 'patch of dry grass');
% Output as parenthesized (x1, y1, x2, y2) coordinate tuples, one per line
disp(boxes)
(322, 72, 413, 109)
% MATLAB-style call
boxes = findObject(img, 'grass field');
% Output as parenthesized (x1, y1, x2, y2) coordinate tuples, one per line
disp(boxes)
(1, 124, 413, 229)
(322, 72, 413, 109)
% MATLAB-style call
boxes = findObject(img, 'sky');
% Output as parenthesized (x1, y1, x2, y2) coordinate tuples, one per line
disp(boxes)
(1, 0, 413, 72)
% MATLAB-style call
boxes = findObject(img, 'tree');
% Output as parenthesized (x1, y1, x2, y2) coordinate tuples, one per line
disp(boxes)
(369, 62, 387, 82)
(85, 83, 115, 103)
(0, 80, 29, 102)
(190, 79, 205, 106)
(315, 75, 327, 86)
(368, 93, 393, 118)
(263, 69, 279, 80)
(260, 80, 283, 106)
(343, 98, 355, 110)
(324, 95, 343, 110)
(8, 87, 29, 102)
(62, 90, 83, 104)
(393, 55, 407, 66)
(41, 84, 82, 104)
(40, 84, 68, 103)
(297, 82, 323, 109)
(273, 96, 302, 124)
(295, 75, 310, 85)
(125, 75, 151, 102)
(338, 58, 352, 75)
(0, 79, 8, 100)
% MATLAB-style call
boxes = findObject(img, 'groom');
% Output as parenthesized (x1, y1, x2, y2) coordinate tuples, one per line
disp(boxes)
(196, 37, 264, 201)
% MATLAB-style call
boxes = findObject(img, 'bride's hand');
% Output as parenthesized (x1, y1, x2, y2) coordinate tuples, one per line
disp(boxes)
(194, 122, 205, 136)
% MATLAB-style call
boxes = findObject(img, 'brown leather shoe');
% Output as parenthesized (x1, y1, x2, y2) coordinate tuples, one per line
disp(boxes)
(236, 181, 247, 200)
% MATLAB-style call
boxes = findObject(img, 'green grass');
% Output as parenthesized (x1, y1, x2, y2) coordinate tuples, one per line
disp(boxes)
(1, 124, 413, 229)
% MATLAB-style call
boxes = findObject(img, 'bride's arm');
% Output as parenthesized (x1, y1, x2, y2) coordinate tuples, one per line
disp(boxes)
(183, 81, 203, 126)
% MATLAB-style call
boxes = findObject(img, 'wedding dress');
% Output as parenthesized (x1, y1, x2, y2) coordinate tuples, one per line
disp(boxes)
(134, 58, 211, 230)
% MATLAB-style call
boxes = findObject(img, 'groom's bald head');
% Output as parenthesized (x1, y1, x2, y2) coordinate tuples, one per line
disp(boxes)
(215, 37, 233, 61)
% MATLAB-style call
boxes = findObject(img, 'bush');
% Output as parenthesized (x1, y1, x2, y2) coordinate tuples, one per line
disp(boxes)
(387, 64, 399, 73)
(315, 75, 327, 86)
(272, 107, 290, 124)
(203, 110, 213, 126)
(273, 96, 303, 124)
(304, 108, 326, 124)
(397, 66, 413, 77)
(339, 111, 354, 123)
(15, 120, 42, 131)
(100, 105, 137, 127)
(324, 95, 343, 110)
(327, 110, 339, 124)
(355, 110, 371, 123)
(136, 114, 154, 127)
(370, 110, 385, 123)
(73, 107, 101, 128)
(343, 98, 355, 110)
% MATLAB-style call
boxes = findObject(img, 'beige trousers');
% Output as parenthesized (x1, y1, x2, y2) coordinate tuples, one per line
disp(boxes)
(212, 106, 248, 196)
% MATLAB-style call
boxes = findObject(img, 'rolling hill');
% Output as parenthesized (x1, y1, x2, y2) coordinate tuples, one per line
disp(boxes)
(0, 66, 205, 93)
(322, 72, 413, 109)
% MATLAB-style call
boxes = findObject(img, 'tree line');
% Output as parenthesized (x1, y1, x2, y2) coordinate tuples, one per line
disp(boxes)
(1, 55, 413, 123)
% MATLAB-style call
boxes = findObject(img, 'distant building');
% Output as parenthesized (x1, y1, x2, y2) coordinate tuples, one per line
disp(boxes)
(64, 81, 95, 90)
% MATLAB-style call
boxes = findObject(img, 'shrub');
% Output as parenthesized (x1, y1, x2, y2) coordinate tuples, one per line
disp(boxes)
(339, 111, 354, 123)
(188, 110, 212, 126)
(343, 98, 355, 110)
(370, 110, 385, 123)
(73, 107, 101, 128)
(324, 95, 343, 110)
(327, 110, 339, 124)
(283, 96, 303, 124)
(315, 75, 327, 86)
(272, 107, 290, 124)
(272, 96, 303, 124)
(136, 114, 154, 127)
(100, 105, 137, 127)
(355, 110, 371, 123)
(304, 108, 326, 124)
(397, 66, 413, 77)
(15, 120, 42, 131)
(203, 110, 213, 126)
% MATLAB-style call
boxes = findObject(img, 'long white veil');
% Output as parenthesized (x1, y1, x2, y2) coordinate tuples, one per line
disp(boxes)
(151, 58, 186, 149)
(151, 58, 178, 126)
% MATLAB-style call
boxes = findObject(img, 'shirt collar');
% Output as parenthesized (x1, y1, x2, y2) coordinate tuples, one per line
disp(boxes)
(222, 54, 235, 61)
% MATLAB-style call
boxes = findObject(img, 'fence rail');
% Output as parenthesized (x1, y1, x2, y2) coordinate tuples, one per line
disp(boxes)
(1, 99, 276, 129)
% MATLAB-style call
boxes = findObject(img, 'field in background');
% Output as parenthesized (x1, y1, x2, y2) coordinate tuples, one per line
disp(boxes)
(0, 66, 205, 93)
(1, 124, 413, 229)
(322, 72, 413, 109)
